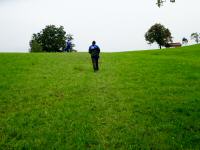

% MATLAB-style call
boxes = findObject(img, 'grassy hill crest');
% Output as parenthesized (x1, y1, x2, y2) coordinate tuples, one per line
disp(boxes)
(0, 44, 200, 149)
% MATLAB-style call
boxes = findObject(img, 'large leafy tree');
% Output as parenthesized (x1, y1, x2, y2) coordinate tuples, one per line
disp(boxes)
(30, 25, 67, 52)
(145, 23, 173, 49)
(191, 32, 200, 44)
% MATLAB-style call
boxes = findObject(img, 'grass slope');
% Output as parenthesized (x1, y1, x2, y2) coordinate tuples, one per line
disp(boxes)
(0, 45, 200, 149)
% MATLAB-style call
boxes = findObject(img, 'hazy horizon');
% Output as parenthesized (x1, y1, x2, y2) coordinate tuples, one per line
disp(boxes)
(0, 0, 199, 52)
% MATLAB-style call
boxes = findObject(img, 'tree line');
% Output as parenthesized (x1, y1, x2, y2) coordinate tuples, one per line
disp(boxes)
(145, 23, 200, 49)
(30, 24, 199, 52)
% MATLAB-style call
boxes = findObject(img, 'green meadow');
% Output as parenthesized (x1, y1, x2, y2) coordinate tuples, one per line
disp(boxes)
(0, 45, 200, 149)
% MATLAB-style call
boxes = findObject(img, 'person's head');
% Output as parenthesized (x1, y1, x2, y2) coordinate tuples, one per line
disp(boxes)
(92, 41, 96, 45)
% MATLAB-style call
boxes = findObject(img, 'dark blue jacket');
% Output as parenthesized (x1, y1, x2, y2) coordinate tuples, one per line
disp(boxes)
(66, 41, 72, 50)
(89, 45, 100, 57)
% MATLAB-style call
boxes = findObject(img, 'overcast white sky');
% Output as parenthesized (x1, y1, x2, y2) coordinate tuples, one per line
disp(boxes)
(0, 0, 199, 52)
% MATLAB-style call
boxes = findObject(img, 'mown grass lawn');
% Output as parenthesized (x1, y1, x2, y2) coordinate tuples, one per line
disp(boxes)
(0, 45, 200, 149)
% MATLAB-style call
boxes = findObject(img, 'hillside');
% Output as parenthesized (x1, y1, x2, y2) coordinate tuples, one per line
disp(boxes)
(0, 45, 200, 149)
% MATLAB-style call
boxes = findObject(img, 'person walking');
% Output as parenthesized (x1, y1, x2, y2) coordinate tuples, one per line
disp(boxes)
(89, 41, 100, 72)
(65, 40, 72, 52)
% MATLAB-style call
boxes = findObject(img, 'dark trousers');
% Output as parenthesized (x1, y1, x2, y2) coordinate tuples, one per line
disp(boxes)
(91, 57, 99, 71)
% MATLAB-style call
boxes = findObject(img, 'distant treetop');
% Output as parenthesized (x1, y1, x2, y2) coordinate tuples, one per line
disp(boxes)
(156, 0, 175, 7)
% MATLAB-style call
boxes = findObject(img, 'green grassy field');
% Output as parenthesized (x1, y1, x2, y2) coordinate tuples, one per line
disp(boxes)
(0, 45, 200, 149)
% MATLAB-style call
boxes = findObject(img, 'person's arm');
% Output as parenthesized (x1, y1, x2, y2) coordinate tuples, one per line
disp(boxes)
(89, 46, 92, 54)
(97, 46, 100, 53)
